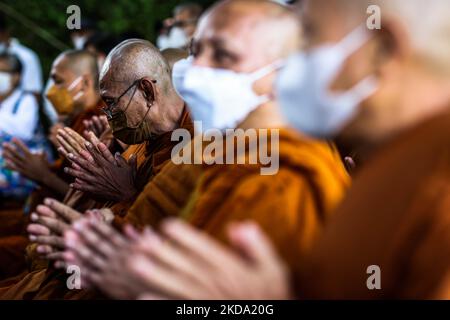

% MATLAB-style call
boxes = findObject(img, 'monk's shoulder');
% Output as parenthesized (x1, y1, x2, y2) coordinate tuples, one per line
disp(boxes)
(278, 128, 349, 182)
(360, 111, 450, 187)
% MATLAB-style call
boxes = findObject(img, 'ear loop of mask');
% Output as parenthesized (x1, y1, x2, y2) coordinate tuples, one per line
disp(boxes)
(124, 80, 154, 130)
(68, 76, 84, 101)
(249, 59, 285, 104)
(327, 24, 377, 91)
(337, 24, 374, 57)
(325, 24, 379, 129)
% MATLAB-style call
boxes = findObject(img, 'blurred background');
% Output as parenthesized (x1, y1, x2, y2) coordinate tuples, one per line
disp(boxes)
(0, 0, 214, 79)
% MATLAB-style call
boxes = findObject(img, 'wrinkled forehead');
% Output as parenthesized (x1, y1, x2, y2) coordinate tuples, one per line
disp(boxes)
(99, 63, 131, 96)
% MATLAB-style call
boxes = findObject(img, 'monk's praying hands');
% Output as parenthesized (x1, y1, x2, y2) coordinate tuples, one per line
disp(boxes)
(82, 115, 109, 140)
(130, 220, 292, 300)
(63, 217, 147, 298)
(27, 198, 83, 269)
(2, 138, 69, 196)
(63, 137, 138, 202)
(56, 127, 90, 159)
(3, 138, 50, 183)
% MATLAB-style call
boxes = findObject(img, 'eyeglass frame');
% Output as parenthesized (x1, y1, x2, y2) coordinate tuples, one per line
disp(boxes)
(101, 78, 157, 119)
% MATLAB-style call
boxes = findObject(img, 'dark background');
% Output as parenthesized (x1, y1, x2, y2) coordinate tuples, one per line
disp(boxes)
(0, 0, 215, 80)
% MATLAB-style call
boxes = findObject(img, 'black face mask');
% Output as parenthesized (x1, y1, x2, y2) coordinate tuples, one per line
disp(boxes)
(103, 79, 154, 145)
(108, 108, 153, 145)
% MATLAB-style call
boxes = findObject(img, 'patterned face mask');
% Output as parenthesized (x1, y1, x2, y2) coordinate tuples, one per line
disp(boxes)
(46, 77, 84, 115)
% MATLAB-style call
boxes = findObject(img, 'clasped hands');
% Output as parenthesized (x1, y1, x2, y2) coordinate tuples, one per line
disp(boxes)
(56, 126, 138, 202)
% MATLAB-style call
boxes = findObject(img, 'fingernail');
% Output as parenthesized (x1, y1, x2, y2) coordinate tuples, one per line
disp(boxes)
(68, 153, 74, 159)
(44, 198, 52, 205)
(73, 222, 83, 231)
(30, 213, 38, 221)
(64, 167, 69, 173)
(29, 235, 37, 241)
(65, 238, 75, 248)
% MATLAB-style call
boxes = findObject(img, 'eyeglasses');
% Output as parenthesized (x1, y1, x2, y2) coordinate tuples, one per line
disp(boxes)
(101, 78, 157, 119)
(101, 79, 139, 119)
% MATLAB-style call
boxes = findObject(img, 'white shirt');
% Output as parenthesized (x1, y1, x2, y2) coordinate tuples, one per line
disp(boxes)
(7, 39, 43, 93)
(0, 88, 39, 141)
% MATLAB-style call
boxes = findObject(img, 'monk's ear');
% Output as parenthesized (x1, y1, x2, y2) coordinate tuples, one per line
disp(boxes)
(139, 78, 156, 105)
(373, 17, 410, 77)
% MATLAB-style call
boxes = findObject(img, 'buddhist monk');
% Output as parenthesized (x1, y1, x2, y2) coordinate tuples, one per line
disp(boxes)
(287, 0, 450, 300)
(125, 0, 450, 300)
(113, 0, 449, 300)
(0, 39, 193, 300)
(60, 0, 350, 299)
(3, 50, 101, 202)
(0, 50, 101, 279)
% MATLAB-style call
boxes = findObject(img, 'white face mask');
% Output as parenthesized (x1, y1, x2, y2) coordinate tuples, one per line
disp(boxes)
(72, 35, 87, 50)
(173, 57, 282, 132)
(167, 27, 189, 49)
(0, 72, 12, 95)
(276, 25, 378, 138)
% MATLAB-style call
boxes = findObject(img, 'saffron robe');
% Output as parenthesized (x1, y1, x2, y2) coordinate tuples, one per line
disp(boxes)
(184, 128, 350, 295)
(299, 110, 450, 299)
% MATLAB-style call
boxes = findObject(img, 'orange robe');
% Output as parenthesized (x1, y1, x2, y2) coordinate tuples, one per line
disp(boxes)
(299, 110, 450, 299)
(74, 127, 349, 299)
(183, 128, 350, 294)
(113, 161, 203, 230)
(0, 108, 193, 300)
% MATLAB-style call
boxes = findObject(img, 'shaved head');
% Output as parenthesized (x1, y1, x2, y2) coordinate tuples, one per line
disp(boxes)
(198, 0, 301, 65)
(99, 39, 185, 137)
(100, 39, 172, 93)
(301, 0, 450, 148)
(54, 50, 99, 85)
(307, 0, 450, 74)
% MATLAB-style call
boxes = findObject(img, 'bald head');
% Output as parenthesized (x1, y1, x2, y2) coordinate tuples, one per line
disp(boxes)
(194, 0, 301, 71)
(99, 39, 185, 138)
(300, 0, 450, 147)
(307, 0, 450, 74)
(54, 50, 99, 86)
(100, 39, 172, 93)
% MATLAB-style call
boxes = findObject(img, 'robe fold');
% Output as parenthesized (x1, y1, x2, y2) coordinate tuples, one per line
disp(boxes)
(0, 108, 193, 300)
(184, 128, 350, 294)
(299, 110, 450, 299)
(113, 161, 203, 230)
